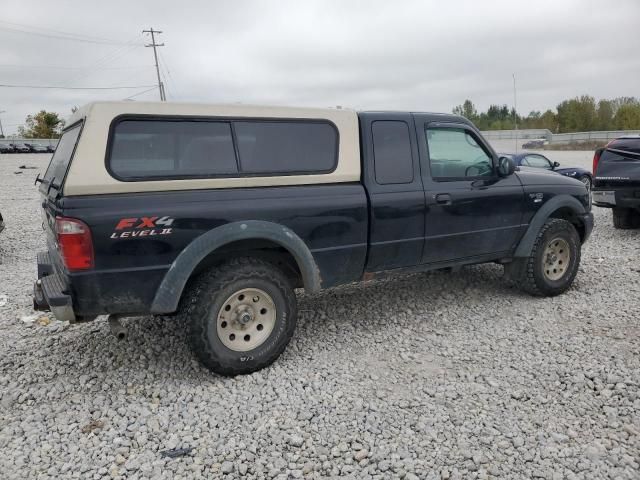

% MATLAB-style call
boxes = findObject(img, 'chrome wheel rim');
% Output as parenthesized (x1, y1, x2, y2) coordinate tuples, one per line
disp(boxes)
(580, 176, 591, 190)
(542, 237, 570, 281)
(217, 288, 276, 352)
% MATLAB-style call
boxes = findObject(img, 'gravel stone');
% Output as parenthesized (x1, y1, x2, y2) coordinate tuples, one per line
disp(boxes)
(1, 150, 639, 479)
(288, 434, 304, 448)
(354, 449, 369, 461)
(220, 461, 233, 474)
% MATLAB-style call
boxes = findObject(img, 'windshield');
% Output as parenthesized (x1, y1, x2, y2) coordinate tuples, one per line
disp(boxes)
(42, 123, 82, 188)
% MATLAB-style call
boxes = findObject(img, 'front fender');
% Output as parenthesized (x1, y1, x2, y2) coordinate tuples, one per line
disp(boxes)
(150, 220, 321, 314)
(514, 195, 587, 258)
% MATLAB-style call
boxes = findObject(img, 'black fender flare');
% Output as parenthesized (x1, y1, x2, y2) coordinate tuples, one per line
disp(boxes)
(150, 220, 321, 314)
(514, 195, 587, 258)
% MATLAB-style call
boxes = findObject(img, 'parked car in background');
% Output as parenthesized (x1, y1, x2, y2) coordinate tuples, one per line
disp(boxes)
(500, 152, 592, 190)
(46, 144, 56, 153)
(522, 139, 546, 149)
(0, 144, 15, 154)
(26, 143, 50, 153)
(10, 143, 31, 153)
(592, 136, 640, 229)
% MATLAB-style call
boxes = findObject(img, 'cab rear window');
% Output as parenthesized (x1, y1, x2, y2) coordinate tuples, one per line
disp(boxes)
(108, 117, 338, 180)
(42, 123, 82, 187)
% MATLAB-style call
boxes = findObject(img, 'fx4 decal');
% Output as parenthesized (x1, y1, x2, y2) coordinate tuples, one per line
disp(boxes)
(110, 216, 175, 239)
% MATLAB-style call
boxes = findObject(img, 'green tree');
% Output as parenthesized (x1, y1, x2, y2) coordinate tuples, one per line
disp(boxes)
(613, 104, 640, 130)
(18, 110, 65, 138)
(611, 96, 638, 113)
(539, 109, 558, 132)
(596, 100, 614, 130)
(556, 95, 597, 133)
(520, 110, 557, 131)
(451, 96, 639, 133)
(452, 99, 478, 122)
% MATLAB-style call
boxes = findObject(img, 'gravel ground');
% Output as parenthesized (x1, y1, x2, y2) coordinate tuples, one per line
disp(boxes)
(1, 153, 639, 480)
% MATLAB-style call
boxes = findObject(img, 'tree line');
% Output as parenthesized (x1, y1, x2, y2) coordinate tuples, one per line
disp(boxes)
(452, 96, 640, 133)
(6, 96, 640, 139)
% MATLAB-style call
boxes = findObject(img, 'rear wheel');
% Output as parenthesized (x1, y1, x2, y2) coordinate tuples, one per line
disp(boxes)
(612, 207, 640, 229)
(505, 218, 581, 296)
(180, 257, 297, 376)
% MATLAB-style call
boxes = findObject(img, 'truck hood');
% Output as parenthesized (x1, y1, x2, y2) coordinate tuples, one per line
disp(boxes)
(514, 166, 584, 186)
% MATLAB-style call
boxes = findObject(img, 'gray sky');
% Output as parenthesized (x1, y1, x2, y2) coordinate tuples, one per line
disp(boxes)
(1, 0, 639, 135)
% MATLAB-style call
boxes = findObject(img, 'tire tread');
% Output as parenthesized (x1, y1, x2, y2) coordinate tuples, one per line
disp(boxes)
(612, 207, 640, 229)
(507, 218, 580, 297)
(178, 257, 296, 376)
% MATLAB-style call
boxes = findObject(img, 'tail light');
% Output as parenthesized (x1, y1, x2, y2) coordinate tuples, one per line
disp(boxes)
(592, 149, 602, 174)
(55, 217, 94, 271)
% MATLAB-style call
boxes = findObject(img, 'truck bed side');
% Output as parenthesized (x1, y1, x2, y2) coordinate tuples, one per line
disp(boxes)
(54, 184, 368, 316)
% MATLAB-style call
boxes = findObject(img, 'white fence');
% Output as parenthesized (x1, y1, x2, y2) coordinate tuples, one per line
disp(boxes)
(550, 130, 640, 144)
(481, 129, 640, 145)
(480, 129, 552, 141)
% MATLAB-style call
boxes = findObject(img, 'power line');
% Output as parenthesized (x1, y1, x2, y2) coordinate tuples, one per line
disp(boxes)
(157, 53, 172, 99)
(0, 83, 156, 90)
(159, 67, 171, 99)
(65, 40, 143, 86)
(0, 64, 154, 70)
(123, 86, 159, 100)
(0, 20, 142, 46)
(158, 51, 178, 98)
(0, 19, 135, 43)
(143, 28, 165, 101)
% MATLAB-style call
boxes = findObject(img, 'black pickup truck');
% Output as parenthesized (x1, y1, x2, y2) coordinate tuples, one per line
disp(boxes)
(33, 102, 593, 375)
(592, 135, 640, 228)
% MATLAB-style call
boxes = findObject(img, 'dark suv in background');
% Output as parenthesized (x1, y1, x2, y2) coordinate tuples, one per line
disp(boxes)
(592, 136, 640, 228)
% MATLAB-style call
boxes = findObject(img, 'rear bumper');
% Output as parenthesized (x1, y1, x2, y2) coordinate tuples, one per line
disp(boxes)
(34, 250, 165, 319)
(592, 187, 640, 209)
(34, 251, 76, 322)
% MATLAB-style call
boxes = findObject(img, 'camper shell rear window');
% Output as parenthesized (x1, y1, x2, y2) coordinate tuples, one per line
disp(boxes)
(41, 122, 82, 189)
(106, 116, 339, 181)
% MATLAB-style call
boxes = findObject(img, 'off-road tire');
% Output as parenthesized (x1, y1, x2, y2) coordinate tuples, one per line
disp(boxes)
(612, 207, 640, 229)
(505, 218, 581, 297)
(180, 257, 297, 376)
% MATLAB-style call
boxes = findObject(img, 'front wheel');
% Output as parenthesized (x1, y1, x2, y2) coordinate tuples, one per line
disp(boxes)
(579, 175, 591, 191)
(180, 257, 297, 376)
(505, 218, 581, 296)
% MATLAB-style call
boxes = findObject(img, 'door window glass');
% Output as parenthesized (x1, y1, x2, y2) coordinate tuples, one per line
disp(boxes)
(372, 120, 414, 184)
(426, 127, 493, 180)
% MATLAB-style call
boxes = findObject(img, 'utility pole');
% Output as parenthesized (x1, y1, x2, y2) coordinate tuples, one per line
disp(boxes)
(143, 28, 165, 101)
(513, 73, 518, 153)
(0, 110, 5, 138)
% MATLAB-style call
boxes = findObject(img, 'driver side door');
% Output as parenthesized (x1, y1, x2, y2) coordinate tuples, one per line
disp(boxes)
(414, 118, 526, 264)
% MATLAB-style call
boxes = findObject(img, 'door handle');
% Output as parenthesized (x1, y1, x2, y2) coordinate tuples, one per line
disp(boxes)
(435, 193, 452, 205)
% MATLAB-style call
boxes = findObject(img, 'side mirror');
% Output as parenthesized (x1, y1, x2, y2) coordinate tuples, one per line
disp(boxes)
(497, 156, 516, 177)
(553, 161, 560, 168)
